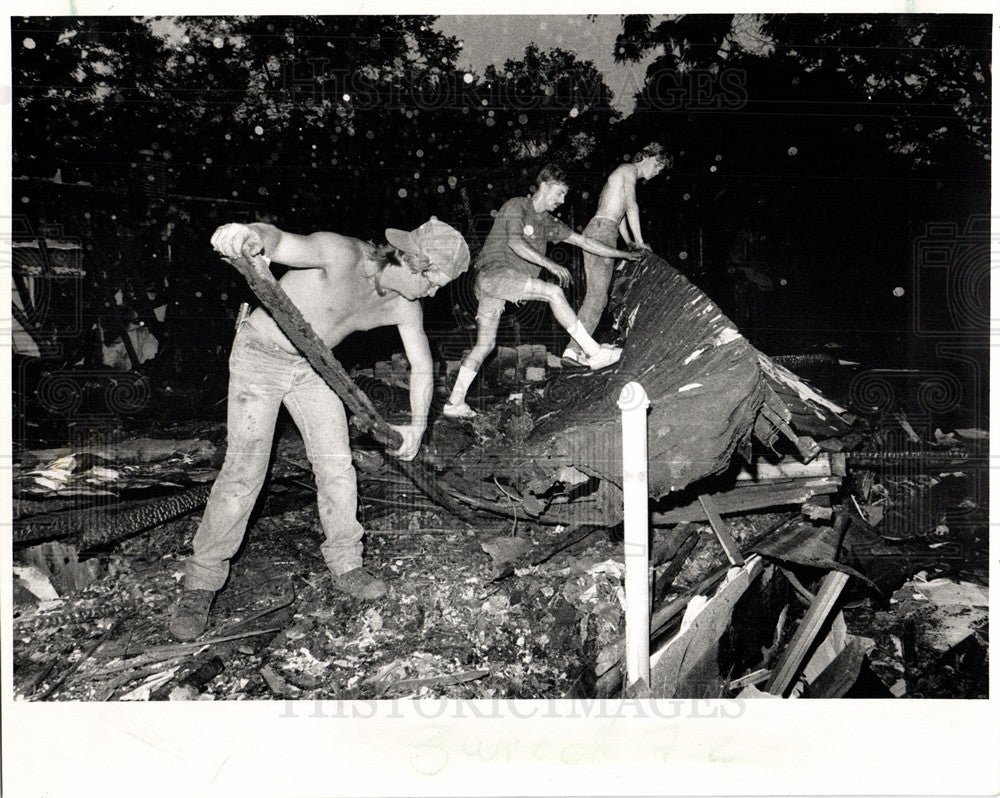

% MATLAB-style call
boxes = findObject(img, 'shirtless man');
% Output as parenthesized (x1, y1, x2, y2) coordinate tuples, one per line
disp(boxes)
(169, 218, 470, 641)
(563, 143, 672, 363)
(443, 164, 641, 419)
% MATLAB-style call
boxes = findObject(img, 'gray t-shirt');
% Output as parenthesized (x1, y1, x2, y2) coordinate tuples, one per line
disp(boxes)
(475, 196, 573, 279)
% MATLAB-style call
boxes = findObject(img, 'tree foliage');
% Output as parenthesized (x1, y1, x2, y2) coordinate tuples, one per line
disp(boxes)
(12, 16, 626, 377)
(614, 13, 990, 167)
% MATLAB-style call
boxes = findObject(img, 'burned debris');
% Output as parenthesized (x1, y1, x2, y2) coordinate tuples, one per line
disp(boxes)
(12, 247, 987, 701)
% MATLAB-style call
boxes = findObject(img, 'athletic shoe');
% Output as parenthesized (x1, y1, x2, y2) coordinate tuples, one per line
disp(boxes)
(442, 402, 477, 419)
(586, 346, 623, 370)
(561, 347, 587, 366)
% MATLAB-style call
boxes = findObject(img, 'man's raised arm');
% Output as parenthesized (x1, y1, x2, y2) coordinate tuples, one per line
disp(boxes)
(211, 222, 356, 269)
(564, 231, 640, 262)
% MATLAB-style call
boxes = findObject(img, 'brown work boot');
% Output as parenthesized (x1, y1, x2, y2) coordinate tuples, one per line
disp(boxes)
(169, 588, 215, 642)
(331, 567, 387, 600)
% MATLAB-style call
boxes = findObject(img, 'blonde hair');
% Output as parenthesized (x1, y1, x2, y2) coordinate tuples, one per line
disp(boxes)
(636, 142, 673, 168)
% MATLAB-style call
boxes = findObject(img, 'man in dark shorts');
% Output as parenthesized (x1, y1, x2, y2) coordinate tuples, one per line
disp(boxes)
(443, 164, 641, 419)
(563, 143, 672, 363)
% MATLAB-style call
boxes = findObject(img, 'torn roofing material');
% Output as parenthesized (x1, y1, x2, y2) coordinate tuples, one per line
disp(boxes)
(495, 253, 859, 524)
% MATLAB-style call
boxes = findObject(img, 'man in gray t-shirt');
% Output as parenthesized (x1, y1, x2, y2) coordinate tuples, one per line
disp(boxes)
(444, 164, 640, 419)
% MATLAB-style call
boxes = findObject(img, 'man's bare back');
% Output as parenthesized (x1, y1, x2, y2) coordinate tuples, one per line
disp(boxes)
(212, 225, 420, 353)
(592, 163, 638, 224)
(247, 238, 414, 352)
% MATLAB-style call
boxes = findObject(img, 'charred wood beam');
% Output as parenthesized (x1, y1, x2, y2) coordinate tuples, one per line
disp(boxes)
(15, 497, 86, 520)
(650, 522, 695, 567)
(651, 476, 841, 525)
(224, 250, 472, 521)
(13, 485, 212, 547)
(698, 493, 745, 567)
(652, 531, 698, 607)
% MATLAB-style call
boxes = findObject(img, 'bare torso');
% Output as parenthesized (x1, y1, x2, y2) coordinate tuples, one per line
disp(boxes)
(247, 238, 410, 352)
(591, 163, 637, 223)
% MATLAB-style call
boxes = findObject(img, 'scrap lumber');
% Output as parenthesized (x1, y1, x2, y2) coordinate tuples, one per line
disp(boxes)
(698, 493, 745, 566)
(33, 616, 126, 700)
(737, 452, 846, 481)
(651, 476, 841, 524)
(224, 250, 472, 521)
(595, 513, 800, 697)
(648, 556, 767, 698)
(729, 668, 772, 692)
(766, 570, 851, 696)
(98, 627, 285, 674)
(595, 566, 734, 697)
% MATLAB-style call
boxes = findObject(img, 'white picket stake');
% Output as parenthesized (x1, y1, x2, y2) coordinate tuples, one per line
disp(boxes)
(618, 381, 651, 689)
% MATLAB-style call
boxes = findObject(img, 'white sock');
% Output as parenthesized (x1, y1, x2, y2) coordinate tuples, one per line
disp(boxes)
(567, 320, 600, 357)
(448, 365, 479, 405)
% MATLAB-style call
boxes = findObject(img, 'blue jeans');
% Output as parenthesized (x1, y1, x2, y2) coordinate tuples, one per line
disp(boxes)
(569, 216, 620, 354)
(184, 319, 364, 592)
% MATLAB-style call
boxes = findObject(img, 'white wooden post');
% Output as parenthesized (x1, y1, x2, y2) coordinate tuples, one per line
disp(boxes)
(618, 381, 651, 689)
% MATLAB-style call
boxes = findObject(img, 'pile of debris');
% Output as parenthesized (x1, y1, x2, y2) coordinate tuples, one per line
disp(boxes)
(11, 252, 988, 700)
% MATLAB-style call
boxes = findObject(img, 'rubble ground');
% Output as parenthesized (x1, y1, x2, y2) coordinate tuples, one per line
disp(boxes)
(13, 420, 642, 701)
(11, 409, 989, 701)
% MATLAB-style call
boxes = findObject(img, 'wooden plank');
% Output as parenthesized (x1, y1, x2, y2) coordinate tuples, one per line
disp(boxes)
(736, 453, 845, 481)
(649, 555, 766, 697)
(651, 476, 840, 525)
(698, 493, 745, 567)
(729, 668, 772, 691)
(766, 570, 851, 697)
(759, 403, 821, 462)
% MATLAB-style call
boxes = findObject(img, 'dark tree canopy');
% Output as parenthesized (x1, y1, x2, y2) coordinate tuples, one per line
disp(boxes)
(614, 13, 990, 168)
(10, 14, 991, 395)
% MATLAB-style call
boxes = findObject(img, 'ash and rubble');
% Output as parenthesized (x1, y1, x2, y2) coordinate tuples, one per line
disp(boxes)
(12, 335, 988, 700)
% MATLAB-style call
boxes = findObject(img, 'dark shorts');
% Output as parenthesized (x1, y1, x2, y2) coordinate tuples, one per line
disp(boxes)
(474, 268, 533, 320)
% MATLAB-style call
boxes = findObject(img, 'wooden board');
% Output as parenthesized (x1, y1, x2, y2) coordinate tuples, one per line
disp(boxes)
(649, 555, 767, 698)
